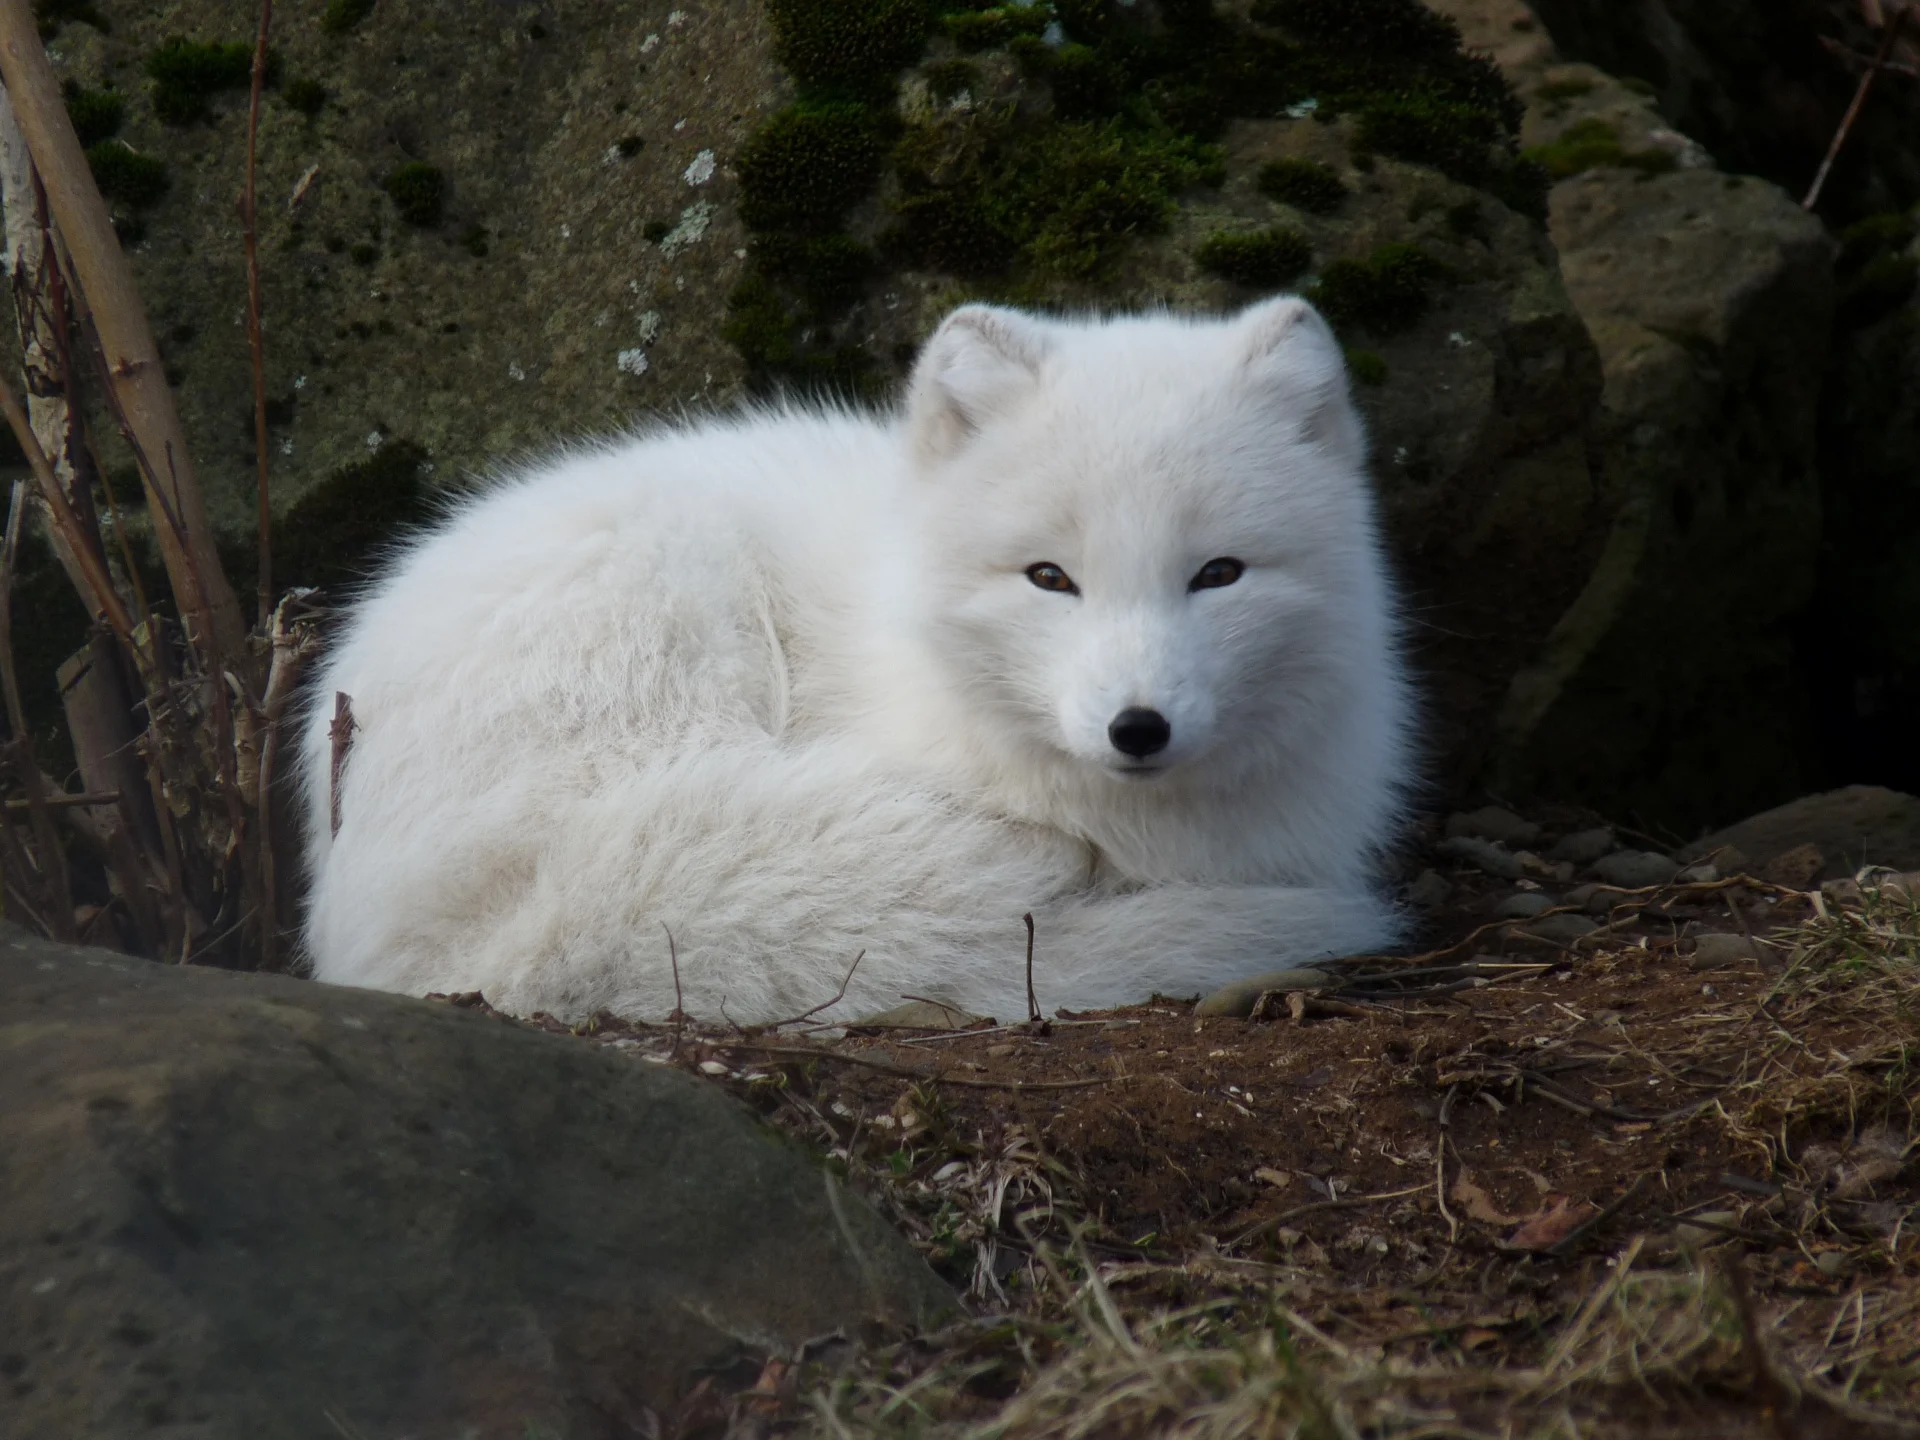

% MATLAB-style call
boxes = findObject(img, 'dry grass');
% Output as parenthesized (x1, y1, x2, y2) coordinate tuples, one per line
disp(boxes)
(771, 880, 1920, 1440)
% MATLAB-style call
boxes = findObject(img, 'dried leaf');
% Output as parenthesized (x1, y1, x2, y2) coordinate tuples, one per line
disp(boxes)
(1504, 1194, 1597, 1251)
(1450, 1172, 1521, 1226)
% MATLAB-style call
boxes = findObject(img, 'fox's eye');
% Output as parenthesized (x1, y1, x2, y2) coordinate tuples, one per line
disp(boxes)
(1189, 557, 1246, 591)
(1025, 562, 1079, 595)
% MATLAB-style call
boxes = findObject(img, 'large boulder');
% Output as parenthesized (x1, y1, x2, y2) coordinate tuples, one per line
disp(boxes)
(0, 925, 952, 1437)
(1522, 0, 1920, 220)
(1431, 0, 1835, 832)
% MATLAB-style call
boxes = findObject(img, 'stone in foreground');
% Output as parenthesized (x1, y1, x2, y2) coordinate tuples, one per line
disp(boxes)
(0, 926, 952, 1438)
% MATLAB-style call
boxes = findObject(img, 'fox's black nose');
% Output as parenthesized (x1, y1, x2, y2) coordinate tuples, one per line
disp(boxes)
(1108, 707, 1171, 758)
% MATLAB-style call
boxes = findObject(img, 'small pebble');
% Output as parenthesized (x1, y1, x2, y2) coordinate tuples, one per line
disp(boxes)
(1492, 891, 1554, 919)
(1688, 932, 1782, 971)
(1676, 862, 1718, 884)
(1549, 827, 1616, 866)
(1437, 834, 1523, 879)
(697, 1060, 730, 1077)
(1103, 1017, 1141, 1031)
(1593, 849, 1680, 888)
(1406, 868, 1452, 908)
(1445, 806, 1541, 847)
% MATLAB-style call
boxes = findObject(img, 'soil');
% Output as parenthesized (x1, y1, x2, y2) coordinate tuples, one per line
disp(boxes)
(449, 825, 1920, 1438)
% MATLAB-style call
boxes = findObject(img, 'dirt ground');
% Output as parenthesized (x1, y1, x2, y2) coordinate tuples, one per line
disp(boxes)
(469, 821, 1920, 1439)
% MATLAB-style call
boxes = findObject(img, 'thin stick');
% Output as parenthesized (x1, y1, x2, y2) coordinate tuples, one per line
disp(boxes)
(244, 0, 273, 628)
(663, 922, 685, 1055)
(327, 690, 354, 837)
(3, 788, 119, 810)
(1230, 1182, 1429, 1248)
(1023, 910, 1040, 1023)
(253, 592, 315, 969)
(0, 478, 75, 939)
(1436, 1084, 1460, 1243)
(1804, 3, 1912, 209)
(0, 3, 246, 657)
(762, 950, 865, 1029)
(0, 367, 131, 640)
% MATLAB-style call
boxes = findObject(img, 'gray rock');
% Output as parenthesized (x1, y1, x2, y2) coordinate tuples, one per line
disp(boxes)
(0, 925, 952, 1435)
(1434, 0, 1837, 832)
(1405, 869, 1454, 909)
(1492, 890, 1556, 919)
(1689, 931, 1784, 971)
(1195, 967, 1337, 1019)
(1445, 806, 1543, 847)
(1593, 849, 1681, 888)
(1437, 835, 1526, 880)
(1549, 826, 1618, 866)
(1677, 786, 1920, 883)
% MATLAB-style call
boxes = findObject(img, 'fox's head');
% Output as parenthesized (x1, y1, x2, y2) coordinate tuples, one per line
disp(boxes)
(903, 298, 1403, 793)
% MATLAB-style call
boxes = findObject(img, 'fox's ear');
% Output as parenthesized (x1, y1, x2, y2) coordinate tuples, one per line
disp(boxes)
(907, 305, 1052, 463)
(1234, 295, 1366, 465)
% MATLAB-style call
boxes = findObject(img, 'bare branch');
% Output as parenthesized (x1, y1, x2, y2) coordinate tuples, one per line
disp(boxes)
(0, 2, 247, 658)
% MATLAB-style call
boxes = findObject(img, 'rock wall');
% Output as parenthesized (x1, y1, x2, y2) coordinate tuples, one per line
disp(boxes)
(23, 0, 1908, 833)
(1524, 0, 1920, 220)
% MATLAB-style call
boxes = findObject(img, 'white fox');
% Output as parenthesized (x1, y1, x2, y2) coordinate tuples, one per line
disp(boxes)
(298, 298, 1415, 1023)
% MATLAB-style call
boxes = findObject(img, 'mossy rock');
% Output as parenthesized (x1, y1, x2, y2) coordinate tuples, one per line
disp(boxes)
(1194, 226, 1312, 287)
(145, 36, 259, 124)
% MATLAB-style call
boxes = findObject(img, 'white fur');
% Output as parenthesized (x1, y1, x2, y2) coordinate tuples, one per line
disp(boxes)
(297, 299, 1415, 1023)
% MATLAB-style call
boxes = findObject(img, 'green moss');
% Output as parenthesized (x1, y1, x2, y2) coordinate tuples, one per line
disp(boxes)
(1256, 157, 1345, 213)
(1522, 117, 1677, 180)
(1357, 94, 1501, 185)
(1194, 226, 1312, 287)
(721, 273, 880, 397)
(282, 77, 328, 115)
(766, 0, 928, 98)
(146, 37, 260, 125)
(320, 0, 377, 36)
(751, 231, 876, 312)
(890, 113, 1217, 282)
(642, 219, 672, 244)
(1310, 242, 1444, 333)
(736, 103, 886, 231)
(943, 6, 1052, 53)
(460, 222, 489, 258)
(1344, 347, 1388, 385)
(274, 440, 433, 594)
(85, 142, 169, 209)
(383, 163, 445, 227)
(63, 83, 125, 147)
(615, 134, 645, 158)
(349, 240, 379, 266)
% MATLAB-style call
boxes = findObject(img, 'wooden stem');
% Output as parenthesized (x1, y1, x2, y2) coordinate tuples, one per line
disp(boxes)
(0, 0, 248, 660)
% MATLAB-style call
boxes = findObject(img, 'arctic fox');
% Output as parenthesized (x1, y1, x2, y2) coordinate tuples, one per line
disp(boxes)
(298, 298, 1414, 1023)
